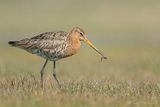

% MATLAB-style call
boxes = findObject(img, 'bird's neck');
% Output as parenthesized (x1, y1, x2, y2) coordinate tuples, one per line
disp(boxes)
(67, 31, 81, 46)
(64, 33, 81, 57)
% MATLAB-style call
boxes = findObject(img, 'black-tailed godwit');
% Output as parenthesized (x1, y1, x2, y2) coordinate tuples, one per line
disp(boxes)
(8, 27, 107, 87)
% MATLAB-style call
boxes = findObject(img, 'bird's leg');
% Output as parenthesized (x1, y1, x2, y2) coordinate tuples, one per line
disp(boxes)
(53, 61, 61, 88)
(40, 59, 48, 88)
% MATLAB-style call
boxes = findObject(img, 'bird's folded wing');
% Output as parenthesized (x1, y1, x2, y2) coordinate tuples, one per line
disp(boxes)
(18, 31, 68, 50)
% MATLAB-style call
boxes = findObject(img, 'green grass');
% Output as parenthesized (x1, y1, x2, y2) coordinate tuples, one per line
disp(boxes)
(0, 74, 160, 107)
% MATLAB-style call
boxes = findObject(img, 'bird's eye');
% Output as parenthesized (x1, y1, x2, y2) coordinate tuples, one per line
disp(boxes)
(80, 32, 84, 36)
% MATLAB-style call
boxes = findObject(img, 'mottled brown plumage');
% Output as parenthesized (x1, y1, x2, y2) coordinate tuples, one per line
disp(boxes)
(8, 27, 106, 88)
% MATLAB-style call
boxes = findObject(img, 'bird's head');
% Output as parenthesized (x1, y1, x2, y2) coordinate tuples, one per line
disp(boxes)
(70, 27, 107, 60)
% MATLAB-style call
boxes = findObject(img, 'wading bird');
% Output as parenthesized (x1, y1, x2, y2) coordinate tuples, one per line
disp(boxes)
(8, 27, 107, 88)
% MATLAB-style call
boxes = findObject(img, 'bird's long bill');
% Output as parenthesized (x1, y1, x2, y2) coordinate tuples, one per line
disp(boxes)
(83, 38, 107, 59)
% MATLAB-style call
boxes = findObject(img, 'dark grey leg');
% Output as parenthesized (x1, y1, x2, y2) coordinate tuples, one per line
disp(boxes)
(53, 61, 61, 88)
(40, 59, 48, 88)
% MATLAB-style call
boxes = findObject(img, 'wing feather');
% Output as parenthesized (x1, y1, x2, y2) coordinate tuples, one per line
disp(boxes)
(25, 31, 68, 49)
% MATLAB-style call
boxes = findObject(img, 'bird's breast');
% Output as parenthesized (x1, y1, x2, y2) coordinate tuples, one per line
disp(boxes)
(64, 40, 81, 57)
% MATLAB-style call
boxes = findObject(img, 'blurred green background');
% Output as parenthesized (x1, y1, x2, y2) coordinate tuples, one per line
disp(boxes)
(0, 0, 160, 77)
(0, 0, 160, 78)
(0, 0, 160, 107)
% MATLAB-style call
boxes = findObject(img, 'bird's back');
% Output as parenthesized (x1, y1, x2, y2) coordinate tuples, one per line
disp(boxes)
(9, 31, 69, 61)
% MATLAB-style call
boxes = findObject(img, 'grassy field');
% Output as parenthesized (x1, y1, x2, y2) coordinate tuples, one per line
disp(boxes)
(0, 0, 160, 107)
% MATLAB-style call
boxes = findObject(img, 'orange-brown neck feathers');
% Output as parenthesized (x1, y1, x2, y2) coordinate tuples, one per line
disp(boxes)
(68, 31, 81, 50)
(64, 29, 81, 57)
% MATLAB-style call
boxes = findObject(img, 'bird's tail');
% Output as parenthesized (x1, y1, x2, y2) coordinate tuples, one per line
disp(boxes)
(8, 39, 29, 47)
(8, 38, 30, 48)
(8, 41, 18, 46)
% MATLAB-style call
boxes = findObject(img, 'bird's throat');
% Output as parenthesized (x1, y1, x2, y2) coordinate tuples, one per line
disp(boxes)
(64, 34, 81, 57)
